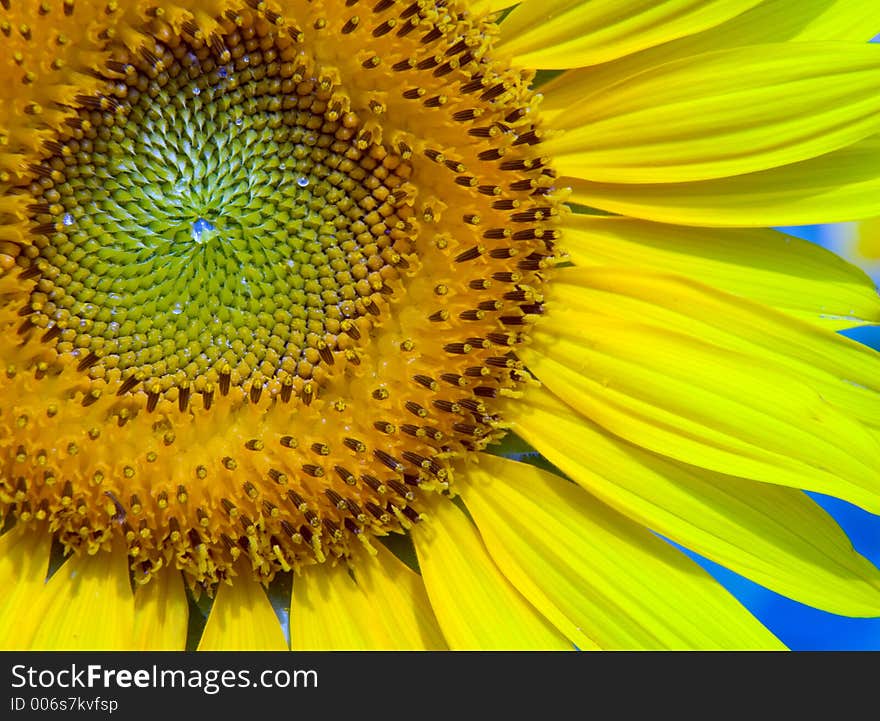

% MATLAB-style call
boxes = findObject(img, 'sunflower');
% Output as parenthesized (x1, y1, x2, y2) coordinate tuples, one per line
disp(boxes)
(2, 0, 880, 652)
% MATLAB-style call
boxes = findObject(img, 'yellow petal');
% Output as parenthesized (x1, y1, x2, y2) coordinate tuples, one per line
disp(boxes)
(564, 133, 880, 226)
(546, 43, 880, 184)
(687, 0, 880, 44)
(291, 562, 375, 650)
(499, 0, 761, 69)
(523, 290, 880, 513)
(411, 499, 576, 650)
(563, 215, 880, 328)
(463, 455, 784, 648)
(548, 266, 880, 426)
(198, 574, 288, 651)
(29, 544, 136, 650)
(290, 543, 446, 650)
(539, 1, 880, 122)
(352, 543, 448, 649)
(131, 566, 189, 651)
(0, 526, 51, 650)
(511, 388, 880, 617)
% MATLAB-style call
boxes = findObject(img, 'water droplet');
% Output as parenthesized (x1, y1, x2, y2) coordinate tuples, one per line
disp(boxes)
(172, 303, 183, 315)
(62, 213, 74, 226)
(191, 218, 215, 243)
(218, 67, 228, 78)
(235, 118, 243, 126)
(192, 87, 201, 96)
(297, 176, 309, 188)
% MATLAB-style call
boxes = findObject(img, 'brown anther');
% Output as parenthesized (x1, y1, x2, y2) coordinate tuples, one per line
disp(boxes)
(404, 401, 428, 417)
(413, 374, 438, 390)
(432, 399, 461, 413)
(374, 449, 405, 472)
(454, 245, 484, 263)
(311, 442, 331, 456)
(302, 464, 325, 478)
(343, 437, 366, 453)
(268, 468, 288, 485)
(388, 479, 414, 501)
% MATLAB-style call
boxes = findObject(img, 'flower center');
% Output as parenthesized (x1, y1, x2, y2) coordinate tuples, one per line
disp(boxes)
(27, 45, 414, 402)
(0, 0, 558, 589)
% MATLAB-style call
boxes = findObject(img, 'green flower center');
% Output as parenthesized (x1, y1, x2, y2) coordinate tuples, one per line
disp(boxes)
(28, 47, 412, 404)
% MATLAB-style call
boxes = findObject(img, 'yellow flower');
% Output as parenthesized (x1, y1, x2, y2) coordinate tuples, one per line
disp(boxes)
(2, 0, 880, 651)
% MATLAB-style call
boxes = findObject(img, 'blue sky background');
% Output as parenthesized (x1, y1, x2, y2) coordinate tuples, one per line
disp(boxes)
(685, 224, 880, 650)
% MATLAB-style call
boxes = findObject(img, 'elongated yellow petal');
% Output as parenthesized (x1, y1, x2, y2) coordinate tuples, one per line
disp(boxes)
(523, 296, 880, 513)
(688, 0, 880, 44)
(546, 44, 880, 185)
(499, 0, 761, 69)
(411, 499, 576, 650)
(511, 388, 880, 617)
(131, 566, 189, 651)
(539, 1, 880, 122)
(198, 575, 287, 651)
(549, 267, 880, 425)
(352, 543, 447, 649)
(566, 133, 880, 226)
(28, 545, 135, 650)
(463, 455, 784, 648)
(291, 562, 379, 650)
(291, 543, 446, 650)
(563, 215, 880, 328)
(0, 526, 51, 650)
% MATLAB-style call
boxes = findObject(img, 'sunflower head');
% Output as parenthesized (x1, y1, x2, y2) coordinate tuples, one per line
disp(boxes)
(0, 0, 558, 590)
